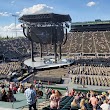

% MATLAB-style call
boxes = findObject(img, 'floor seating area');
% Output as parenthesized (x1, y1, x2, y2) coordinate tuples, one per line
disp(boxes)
(0, 62, 21, 76)
(70, 65, 110, 87)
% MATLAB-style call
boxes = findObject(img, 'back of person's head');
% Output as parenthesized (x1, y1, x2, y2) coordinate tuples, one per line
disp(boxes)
(92, 94, 97, 97)
(90, 90, 94, 94)
(19, 84, 23, 89)
(72, 88, 74, 91)
(103, 100, 108, 103)
(108, 90, 110, 94)
(102, 92, 107, 96)
(55, 90, 62, 97)
(29, 84, 34, 89)
(71, 99, 78, 107)
(80, 99, 85, 107)
(51, 89, 55, 94)
(1, 84, 5, 89)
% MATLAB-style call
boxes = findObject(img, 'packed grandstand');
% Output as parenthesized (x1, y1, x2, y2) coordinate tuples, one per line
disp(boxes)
(0, 20, 110, 110)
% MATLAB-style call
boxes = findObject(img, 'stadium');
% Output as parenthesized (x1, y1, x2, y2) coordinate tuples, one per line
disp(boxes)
(0, 13, 110, 110)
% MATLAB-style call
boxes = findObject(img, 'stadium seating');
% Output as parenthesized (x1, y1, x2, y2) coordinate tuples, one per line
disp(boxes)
(71, 65, 110, 87)
(0, 31, 110, 59)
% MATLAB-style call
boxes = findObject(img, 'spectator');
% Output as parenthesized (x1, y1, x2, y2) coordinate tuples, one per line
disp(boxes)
(45, 88, 51, 100)
(1, 89, 7, 102)
(50, 90, 62, 110)
(25, 84, 37, 110)
(100, 100, 110, 110)
(108, 90, 110, 100)
(7, 90, 16, 102)
(12, 85, 18, 94)
(89, 94, 98, 110)
(69, 88, 75, 96)
(71, 99, 79, 108)
(45, 87, 48, 100)
(101, 92, 107, 101)
(65, 90, 69, 96)
(48, 88, 52, 99)
(80, 99, 86, 110)
(18, 84, 24, 93)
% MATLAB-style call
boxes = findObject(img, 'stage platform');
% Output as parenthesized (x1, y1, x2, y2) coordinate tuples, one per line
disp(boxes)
(24, 56, 74, 69)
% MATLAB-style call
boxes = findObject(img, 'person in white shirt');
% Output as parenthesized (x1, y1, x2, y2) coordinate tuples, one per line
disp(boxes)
(100, 100, 110, 110)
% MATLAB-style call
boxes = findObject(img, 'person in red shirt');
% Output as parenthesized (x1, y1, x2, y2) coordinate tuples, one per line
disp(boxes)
(12, 86, 18, 94)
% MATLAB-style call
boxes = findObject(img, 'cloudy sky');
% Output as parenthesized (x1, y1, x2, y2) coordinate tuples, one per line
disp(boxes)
(0, 0, 110, 37)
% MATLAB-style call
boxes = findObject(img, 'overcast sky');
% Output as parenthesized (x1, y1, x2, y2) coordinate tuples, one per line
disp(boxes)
(0, 0, 110, 37)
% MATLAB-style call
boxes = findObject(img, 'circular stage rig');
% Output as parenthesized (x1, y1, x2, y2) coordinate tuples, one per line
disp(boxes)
(24, 56, 74, 69)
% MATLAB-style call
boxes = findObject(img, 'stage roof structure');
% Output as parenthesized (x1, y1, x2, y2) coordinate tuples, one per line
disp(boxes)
(19, 13, 71, 63)
(19, 13, 71, 23)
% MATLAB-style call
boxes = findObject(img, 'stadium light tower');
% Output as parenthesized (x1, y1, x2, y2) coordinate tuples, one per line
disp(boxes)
(12, 14, 17, 37)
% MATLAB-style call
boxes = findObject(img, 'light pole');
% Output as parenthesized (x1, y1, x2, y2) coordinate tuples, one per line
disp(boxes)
(12, 14, 17, 37)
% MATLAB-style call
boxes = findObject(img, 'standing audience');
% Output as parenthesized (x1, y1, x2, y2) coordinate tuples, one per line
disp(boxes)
(50, 90, 62, 110)
(100, 100, 110, 110)
(25, 84, 37, 110)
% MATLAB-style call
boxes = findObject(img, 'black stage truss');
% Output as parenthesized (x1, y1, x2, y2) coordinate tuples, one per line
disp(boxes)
(19, 13, 71, 63)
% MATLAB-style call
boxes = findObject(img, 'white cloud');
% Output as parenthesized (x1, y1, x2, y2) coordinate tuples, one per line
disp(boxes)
(11, 0, 17, 5)
(0, 12, 11, 16)
(11, 0, 15, 4)
(0, 4, 54, 37)
(87, 1, 96, 7)
(19, 4, 53, 16)
(16, 12, 20, 15)
(0, 23, 23, 37)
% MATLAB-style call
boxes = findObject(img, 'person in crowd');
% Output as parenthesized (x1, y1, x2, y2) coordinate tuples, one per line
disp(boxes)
(12, 85, 18, 94)
(18, 84, 24, 93)
(69, 88, 75, 96)
(45, 87, 48, 100)
(108, 90, 110, 104)
(47, 88, 52, 99)
(80, 99, 86, 110)
(45, 87, 50, 100)
(49, 89, 55, 99)
(86, 91, 90, 99)
(1, 85, 7, 102)
(89, 94, 98, 110)
(25, 84, 37, 110)
(65, 90, 69, 96)
(89, 90, 95, 97)
(101, 92, 107, 101)
(50, 90, 62, 110)
(7, 90, 16, 102)
(108, 90, 110, 100)
(1, 89, 7, 102)
(9, 82, 14, 91)
(1, 84, 5, 93)
(74, 92, 80, 102)
(34, 80, 37, 85)
(97, 96, 103, 106)
(100, 100, 110, 110)
(71, 99, 79, 109)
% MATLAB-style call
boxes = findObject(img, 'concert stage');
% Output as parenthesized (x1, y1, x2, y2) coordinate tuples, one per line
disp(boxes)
(24, 56, 74, 69)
